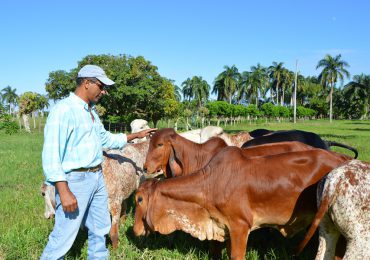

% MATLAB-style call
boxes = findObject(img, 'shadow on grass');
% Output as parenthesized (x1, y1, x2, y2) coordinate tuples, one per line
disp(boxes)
(348, 128, 370, 132)
(344, 122, 370, 125)
(320, 134, 356, 139)
(126, 226, 210, 256)
(125, 225, 318, 259)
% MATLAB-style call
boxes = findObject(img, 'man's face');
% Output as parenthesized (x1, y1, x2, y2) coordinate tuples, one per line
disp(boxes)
(86, 80, 107, 104)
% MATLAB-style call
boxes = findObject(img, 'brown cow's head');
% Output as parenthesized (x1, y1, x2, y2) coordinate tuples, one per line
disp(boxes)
(133, 179, 159, 236)
(133, 177, 227, 241)
(144, 128, 182, 178)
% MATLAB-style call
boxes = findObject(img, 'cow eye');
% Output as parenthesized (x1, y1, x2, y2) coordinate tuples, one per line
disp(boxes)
(157, 143, 163, 147)
(137, 196, 143, 204)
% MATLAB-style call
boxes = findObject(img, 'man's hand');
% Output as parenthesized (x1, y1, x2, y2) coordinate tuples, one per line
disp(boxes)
(55, 181, 78, 212)
(127, 128, 157, 142)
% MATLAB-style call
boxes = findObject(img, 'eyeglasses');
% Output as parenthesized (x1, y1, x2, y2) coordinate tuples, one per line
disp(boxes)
(89, 80, 106, 91)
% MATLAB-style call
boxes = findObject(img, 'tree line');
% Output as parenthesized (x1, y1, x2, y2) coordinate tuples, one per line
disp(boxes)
(1, 53, 369, 134)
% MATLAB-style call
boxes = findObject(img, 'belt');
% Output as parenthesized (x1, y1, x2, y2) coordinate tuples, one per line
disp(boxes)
(72, 164, 102, 172)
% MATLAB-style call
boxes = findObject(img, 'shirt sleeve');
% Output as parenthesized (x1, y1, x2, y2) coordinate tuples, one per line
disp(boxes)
(42, 105, 72, 185)
(95, 113, 127, 149)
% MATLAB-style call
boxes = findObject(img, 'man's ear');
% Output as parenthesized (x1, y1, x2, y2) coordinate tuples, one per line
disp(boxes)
(83, 79, 90, 89)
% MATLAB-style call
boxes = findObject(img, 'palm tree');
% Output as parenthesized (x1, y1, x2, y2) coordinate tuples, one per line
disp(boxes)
(237, 71, 251, 104)
(36, 94, 49, 117)
(343, 73, 370, 119)
(316, 54, 350, 122)
(181, 76, 210, 108)
(293, 74, 308, 106)
(174, 85, 182, 102)
(268, 62, 285, 105)
(181, 78, 193, 101)
(280, 69, 294, 106)
(18, 92, 38, 133)
(191, 76, 210, 108)
(246, 64, 269, 106)
(213, 65, 241, 104)
(1, 86, 18, 115)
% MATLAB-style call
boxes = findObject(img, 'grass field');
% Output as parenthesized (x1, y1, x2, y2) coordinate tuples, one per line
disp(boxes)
(0, 119, 369, 259)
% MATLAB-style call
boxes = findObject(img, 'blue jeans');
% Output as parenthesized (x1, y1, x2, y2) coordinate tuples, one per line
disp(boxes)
(40, 170, 111, 260)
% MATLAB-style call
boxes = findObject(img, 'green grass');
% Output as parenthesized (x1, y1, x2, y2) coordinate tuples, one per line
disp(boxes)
(0, 119, 369, 259)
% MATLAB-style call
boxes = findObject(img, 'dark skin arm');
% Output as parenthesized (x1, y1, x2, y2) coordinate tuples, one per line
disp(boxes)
(57, 128, 158, 212)
(126, 128, 157, 142)
(55, 181, 78, 212)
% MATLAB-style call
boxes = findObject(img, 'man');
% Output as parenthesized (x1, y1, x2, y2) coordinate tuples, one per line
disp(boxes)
(40, 65, 156, 259)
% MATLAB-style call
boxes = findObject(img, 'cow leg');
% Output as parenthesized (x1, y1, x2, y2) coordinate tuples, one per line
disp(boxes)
(343, 238, 370, 260)
(315, 214, 340, 260)
(342, 224, 370, 260)
(229, 226, 249, 260)
(109, 199, 122, 249)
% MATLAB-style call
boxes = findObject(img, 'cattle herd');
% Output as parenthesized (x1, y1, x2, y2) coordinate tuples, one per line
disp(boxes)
(41, 120, 369, 260)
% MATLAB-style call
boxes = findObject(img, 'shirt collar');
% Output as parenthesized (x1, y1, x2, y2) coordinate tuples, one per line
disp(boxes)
(69, 92, 95, 111)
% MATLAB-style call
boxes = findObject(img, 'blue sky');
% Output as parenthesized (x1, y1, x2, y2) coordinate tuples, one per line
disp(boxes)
(1, 0, 369, 96)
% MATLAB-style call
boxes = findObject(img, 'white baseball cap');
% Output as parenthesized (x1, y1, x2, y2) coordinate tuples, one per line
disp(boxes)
(77, 65, 115, 86)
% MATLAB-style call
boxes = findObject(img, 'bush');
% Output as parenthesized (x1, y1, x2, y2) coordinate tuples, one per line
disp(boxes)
(0, 114, 19, 135)
(261, 103, 279, 118)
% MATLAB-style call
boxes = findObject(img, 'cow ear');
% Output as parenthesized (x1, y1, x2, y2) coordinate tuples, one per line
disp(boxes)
(169, 133, 177, 142)
(154, 213, 177, 235)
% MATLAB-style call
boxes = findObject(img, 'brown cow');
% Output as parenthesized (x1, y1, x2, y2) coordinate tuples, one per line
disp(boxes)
(144, 128, 323, 178)
(134, 147, 349, 260)
(144, 128, 228, 177)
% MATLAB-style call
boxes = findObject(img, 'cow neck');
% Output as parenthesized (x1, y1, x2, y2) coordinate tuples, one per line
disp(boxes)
(158, 170, 206, 205)
(173, 135, 206, 175)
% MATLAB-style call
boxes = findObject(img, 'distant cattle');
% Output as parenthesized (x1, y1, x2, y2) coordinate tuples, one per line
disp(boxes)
(130, 119, 150, 143)
(179, 126, 252, 147)
(179, 126, 224, 143)
(297, 160, 370, 259)
(135, 147, 348, 259)
(248, 128, 274, 138)
(242, 129, 358, 158)
(218, 131, 252, 147)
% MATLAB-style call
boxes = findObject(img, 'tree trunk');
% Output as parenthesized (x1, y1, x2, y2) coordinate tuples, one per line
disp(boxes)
(329, 84, 333, 123)
(33, 112, 36, 129)
(22, 114, 31, 133)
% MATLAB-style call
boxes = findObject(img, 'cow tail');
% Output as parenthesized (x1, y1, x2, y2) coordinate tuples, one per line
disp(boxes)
(325, 141, 358, 159)
(295, 194, 331, 254)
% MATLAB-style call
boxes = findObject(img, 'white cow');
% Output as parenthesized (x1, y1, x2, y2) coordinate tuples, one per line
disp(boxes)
(179, 126, 223, 143)
(179, 126, 252, 147)
(130, 119, 150, 143)
(297, 159, 370, 259)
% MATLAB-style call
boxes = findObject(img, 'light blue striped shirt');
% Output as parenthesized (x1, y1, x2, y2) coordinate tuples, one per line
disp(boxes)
(42, 93, 127, 185)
